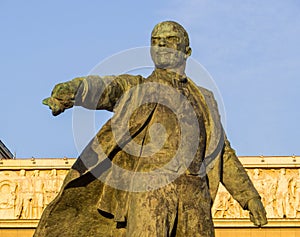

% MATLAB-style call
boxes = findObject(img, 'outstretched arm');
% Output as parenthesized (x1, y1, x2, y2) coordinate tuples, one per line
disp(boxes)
(43, 74, 143, 116)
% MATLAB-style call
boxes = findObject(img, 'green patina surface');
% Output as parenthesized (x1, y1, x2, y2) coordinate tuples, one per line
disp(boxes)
(36, 21, 267, 237)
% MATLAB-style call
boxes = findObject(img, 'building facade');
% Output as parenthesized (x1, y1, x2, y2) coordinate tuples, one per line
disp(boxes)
(0, 156, 299, 237)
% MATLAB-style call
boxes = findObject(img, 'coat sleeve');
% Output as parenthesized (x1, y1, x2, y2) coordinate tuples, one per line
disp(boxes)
(221, 139, 260, 209)
(198, 86, 261, 209)
(75, 74, 143, 111)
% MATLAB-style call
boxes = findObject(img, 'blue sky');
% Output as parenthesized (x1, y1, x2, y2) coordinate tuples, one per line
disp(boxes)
(0, 0, 299, 158)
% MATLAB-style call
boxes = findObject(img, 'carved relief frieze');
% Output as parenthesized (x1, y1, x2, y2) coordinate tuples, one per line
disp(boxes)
(0, 159, 300, 220)
(0, 169, 67, 219)
(212, 168, 300, 218)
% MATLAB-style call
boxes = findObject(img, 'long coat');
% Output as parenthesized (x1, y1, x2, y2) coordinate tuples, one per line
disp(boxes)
(34, 69, 259, 237)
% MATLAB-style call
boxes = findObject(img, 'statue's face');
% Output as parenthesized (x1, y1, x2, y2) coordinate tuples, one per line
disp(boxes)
(150, 22, 189, 70)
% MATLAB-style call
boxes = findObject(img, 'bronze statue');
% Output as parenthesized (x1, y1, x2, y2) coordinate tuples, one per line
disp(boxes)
(35, 21, 267, 237)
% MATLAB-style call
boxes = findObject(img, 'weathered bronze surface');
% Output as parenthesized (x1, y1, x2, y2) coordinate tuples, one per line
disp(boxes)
(36, 21, 267, 237)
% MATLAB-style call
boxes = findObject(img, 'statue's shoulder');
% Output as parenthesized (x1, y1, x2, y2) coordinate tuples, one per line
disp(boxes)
(187, 80, 214, 100)
(197, 85, 214, 98)
(186, 77, 212, 95)
(113, 74, 145, 88)
(189, 81, 219, 111)
(117, 74, 145, 82)
(197, 86, 220, 111)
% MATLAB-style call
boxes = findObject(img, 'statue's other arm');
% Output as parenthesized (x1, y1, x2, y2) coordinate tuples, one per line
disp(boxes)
(221, 139, 268, 226)
(43, 74, 143, 116)
(200, 86, 268, 226)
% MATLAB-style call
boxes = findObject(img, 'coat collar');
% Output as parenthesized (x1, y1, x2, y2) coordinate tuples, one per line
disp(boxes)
(150, 68, 188, 84)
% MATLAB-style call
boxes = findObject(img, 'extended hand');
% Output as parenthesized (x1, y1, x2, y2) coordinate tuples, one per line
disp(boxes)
(247, 198, 268, 227)
(42, 97, 66, 116)
(42, 78, 83, 116)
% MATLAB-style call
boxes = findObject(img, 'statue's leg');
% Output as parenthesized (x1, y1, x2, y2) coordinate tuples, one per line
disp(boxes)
(126, 182, 178, 237)
(175, 175, 215, 237)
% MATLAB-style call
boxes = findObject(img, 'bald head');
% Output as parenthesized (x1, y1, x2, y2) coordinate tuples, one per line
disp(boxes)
(150, 21, 192, 72)
(151, 21, 190, 49)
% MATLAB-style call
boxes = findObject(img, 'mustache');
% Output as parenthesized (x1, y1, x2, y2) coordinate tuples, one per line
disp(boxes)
(151, 47, 182, 55)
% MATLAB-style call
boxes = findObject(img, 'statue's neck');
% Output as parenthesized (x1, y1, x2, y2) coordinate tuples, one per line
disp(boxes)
(154, 62, 186, 76)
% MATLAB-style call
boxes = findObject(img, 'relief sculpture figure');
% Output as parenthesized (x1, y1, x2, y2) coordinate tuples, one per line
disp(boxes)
(32, 170, 45, 219)
(16, 170, 34, 219)
(44, 169, 59, 206)
(276, 168, 292, 218)
(291, 169, 300, 218)
(212, 184, 231, 218)
(0, 171, 17, 219)
(264, 175, 277, 218)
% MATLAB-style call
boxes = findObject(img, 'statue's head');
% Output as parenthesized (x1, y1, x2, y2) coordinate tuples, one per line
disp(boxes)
(150, 21, 192, 72)
(33, 170, 40, 176)
(20, 169, 26, 176)
(280, 168, 286, 175)
(51, 169, 57, 176)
